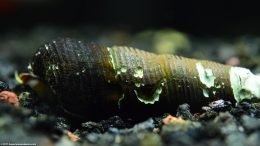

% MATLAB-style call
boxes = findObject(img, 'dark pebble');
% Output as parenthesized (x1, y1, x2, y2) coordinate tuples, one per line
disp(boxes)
(176, 103, 193, 120)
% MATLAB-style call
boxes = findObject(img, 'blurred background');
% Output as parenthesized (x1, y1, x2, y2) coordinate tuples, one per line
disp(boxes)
(0, 0, 260, 82)
(1, 0, 260, 36)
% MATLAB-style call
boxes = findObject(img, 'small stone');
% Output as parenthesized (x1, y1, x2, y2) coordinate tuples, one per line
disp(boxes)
(140, 133, 162, 146)
(86, 133, 99, 143)
(176, 103, 193, 120)
(241, 115, 260, 132)
(208, 100, 232, 112)
(0, 81, 9, 91)
(225, 133, 246, 146)
(247, 132, 260, 146)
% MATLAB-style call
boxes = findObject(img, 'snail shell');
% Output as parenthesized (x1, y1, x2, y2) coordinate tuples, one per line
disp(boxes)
(30, 38, 237, 120)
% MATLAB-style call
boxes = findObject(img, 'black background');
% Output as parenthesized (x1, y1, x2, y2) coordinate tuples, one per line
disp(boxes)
(1, 0, 260, 36)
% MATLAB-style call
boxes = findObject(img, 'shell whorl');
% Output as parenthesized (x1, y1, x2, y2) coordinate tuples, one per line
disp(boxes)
(31, 38, 121, 118)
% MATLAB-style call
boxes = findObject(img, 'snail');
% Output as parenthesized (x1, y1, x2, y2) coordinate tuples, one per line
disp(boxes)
(28, 38, 260, 120)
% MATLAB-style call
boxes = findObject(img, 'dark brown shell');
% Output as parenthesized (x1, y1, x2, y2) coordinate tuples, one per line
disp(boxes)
(31, 38, 235, 120)
(31, 38, 123, 119)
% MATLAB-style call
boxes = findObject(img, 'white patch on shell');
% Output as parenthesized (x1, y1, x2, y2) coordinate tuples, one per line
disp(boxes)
(118, 94, 125, 109)
(135, 82, 141, 87)
(107, 47, 116, 71)
(134, 79, 165, 104)
(196, 63, 216, 88)
(134, 89, 161, 104)
(133, 66, 144, 79)
(230, 67, 260, 102)
(120, 66, 127, 73)
(203, 89, 209, 98)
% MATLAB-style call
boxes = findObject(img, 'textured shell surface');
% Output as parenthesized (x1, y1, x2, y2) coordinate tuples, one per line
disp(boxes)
(31, 38, 235, 120)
